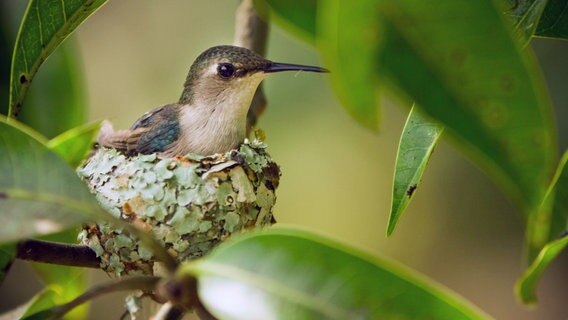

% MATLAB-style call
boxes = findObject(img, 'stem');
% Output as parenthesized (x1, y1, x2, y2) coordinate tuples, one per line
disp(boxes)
(27, 276, 161, 319)
(16, 238, 100, 268)
(234, 0, 270, 133)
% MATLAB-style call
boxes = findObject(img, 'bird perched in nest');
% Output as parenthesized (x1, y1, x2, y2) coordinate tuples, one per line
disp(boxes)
(97, 45, 328, 157)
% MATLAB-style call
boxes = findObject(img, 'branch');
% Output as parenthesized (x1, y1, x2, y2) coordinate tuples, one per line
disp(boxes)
(16, 238, 100, 268)
(234, 0, 270, 133)
(24, 276, 161, 319)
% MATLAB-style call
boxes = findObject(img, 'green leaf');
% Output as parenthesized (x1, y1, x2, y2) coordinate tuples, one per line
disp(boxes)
(182, 228, 490, 320)
(29, 229, 88, 319)
(379, 1, 556, 214)
(259, 0, 318, 44)
(0, 117, 104, 243)
(516, 236, 568, 304)
(536, 0, 568, 39)
(22, 287, 61, 318)
(9, 0, 108, 119)
(316, 0, 381, 130)
(21, 276, 161, 320)
(3, 284, 85, 320)
(262, 0, 380, 129)
(388, 106, 443, 236)
(19, 40, 86, 138)
(0, 287, 59, 320)
(506, 0, 549, 45)
(0, 243, 16, 284)
(526, 151, 568, 261)
(47, 121, 101, 168)
(0, 117, 176, 270)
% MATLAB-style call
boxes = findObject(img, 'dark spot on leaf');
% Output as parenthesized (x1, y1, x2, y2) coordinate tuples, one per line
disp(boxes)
(0, 192, 7, 200)
(559, 230, 568, 239)
(449, 49, 468, 67)
(406, 184, 417, 197)
(500, 75, 515, 93)
(19, 74, 28, 84)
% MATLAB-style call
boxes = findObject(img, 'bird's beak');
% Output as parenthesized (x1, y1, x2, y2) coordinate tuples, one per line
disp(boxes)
(264, 62, 329, 74)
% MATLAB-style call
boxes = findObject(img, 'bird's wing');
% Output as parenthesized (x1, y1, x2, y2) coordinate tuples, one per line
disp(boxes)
(126, 104, 181, 154)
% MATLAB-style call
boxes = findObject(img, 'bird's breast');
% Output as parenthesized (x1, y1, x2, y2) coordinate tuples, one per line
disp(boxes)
(172, 103, 247, 156)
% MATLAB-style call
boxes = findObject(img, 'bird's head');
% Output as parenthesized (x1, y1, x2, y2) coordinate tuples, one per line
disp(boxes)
(179, 45, 328, 108)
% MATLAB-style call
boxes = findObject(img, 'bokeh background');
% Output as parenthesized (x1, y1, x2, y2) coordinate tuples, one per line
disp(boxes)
(1, 1, 567, 319)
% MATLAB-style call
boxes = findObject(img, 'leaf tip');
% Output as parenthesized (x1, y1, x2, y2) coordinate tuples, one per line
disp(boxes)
(515, 279, 537, 306)
(357, 111, 380, 132)
(385, 214, 398, 237)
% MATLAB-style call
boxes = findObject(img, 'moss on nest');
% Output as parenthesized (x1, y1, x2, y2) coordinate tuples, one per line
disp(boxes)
(77, 139, 280, 276)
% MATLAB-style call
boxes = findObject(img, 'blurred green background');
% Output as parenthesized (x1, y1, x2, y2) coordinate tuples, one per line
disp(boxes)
(1, 1, 567, 319)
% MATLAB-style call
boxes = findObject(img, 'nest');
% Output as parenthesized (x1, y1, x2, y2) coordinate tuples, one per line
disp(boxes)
(77, 140, 280, 276)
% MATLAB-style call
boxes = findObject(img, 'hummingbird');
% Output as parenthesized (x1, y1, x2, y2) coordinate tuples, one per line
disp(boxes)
(97, 45, 328, 157)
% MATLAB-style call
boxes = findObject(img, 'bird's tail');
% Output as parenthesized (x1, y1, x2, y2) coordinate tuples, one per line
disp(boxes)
(97, 120, 129, 150)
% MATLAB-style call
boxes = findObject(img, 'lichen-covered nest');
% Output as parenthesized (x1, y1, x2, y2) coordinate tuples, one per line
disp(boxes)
(77, 140, 280, 276)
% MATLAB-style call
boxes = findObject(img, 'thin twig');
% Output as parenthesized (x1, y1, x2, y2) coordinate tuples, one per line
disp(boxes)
(25, 276, 161, 319)
(16, 238, 100, 268)
(234, 0, 270, 133)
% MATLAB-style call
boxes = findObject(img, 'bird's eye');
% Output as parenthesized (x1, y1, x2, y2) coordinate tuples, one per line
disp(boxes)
(217, 63, 235, 79)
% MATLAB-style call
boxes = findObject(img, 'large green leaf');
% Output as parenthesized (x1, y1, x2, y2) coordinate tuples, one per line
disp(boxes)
(316, 0, 381, 130)
(261, 0, 380, 130)
(379, 1, 556, 214)
(19, 41, 86, 138)
(536, 0, 568, 39)
(256, 0, 317, 44)
(388, 107, 443, 236)
(47, 121, 101, 168)
(9, 0, 108, 119)
(0, 117, 104, 243)
(182, 228, 490, 320)
(263, 0, 556, 215)
(516, 235, 568, 304)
